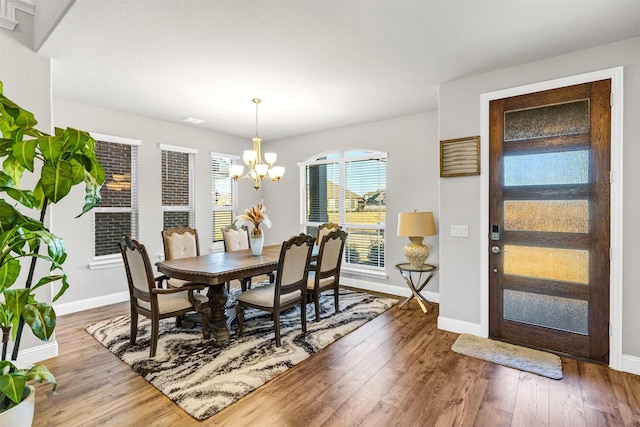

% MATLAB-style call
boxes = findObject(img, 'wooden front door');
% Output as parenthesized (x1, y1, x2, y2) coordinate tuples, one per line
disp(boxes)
(488, 80, 611, 362)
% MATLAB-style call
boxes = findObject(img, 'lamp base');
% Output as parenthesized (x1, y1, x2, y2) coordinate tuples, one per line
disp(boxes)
(403, 237, 430, 269)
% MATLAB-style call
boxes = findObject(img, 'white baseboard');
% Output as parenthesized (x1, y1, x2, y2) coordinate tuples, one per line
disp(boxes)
(340, 276, 440, 303)
(16, 341, 58, 365)
(621, 354, 640, 376)
(54, 291, 129, 316)
(437, 316, 483, 336)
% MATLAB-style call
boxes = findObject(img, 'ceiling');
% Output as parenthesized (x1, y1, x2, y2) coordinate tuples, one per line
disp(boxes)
(37, 0, 640, 141)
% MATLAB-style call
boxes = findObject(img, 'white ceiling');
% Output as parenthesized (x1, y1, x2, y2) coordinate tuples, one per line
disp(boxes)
(37, 0, 640, 141)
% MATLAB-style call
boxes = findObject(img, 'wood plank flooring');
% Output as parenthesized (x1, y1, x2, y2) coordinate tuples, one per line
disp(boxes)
(32, 293, 640, 426)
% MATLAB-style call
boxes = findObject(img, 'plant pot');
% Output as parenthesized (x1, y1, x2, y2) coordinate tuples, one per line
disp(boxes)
(0, 384, 35, 427)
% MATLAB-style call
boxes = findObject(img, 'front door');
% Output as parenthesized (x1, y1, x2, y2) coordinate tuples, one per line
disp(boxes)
(488, 80, 611, 362)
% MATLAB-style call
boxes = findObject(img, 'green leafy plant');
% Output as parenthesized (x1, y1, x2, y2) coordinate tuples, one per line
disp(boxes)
(0, 80, 104, 413)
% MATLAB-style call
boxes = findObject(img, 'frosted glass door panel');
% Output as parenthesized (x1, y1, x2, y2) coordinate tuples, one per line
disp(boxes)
(504, 200, 589, 233)
(504, 245, 589, 284)
(504, 150, 589, 186)
(504, 100, 590, 141)
(504, 289, 588, 335)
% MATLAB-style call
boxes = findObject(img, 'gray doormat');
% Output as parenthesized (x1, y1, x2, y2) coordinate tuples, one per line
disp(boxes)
(451, 334, 563, 379)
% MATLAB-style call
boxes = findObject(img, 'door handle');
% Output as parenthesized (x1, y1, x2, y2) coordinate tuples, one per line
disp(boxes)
(491, 245, 505, 254)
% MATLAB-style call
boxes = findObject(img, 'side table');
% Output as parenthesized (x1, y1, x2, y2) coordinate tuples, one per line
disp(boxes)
(395, 262, 439, 313)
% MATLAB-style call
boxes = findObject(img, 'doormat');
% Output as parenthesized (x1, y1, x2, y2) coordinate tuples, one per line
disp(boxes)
(451, 334, 562, 379)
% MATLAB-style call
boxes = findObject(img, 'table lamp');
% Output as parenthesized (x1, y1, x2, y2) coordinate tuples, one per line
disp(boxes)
(397, 211, 437, 268)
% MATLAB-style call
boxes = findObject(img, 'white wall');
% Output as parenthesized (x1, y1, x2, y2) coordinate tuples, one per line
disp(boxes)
(51, 99, 258, 306)
(265, 112, 440, 296)
(0, 28, 53, 357)
(438, 37, 640, 366)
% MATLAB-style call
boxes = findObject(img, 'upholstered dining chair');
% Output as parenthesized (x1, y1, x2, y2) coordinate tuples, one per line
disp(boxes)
(316, 222, 342, 246)
(118, 235, 210, 357)
(222, 224, 275, 291)
(307, 229, 347, 321)
(235, 233, 315, 346)
(309, 222, 342, 271)
(161, 226, 201, 288)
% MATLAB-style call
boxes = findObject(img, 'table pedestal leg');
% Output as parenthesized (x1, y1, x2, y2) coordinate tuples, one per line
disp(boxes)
(205, 285, 234, 341)
(182, 285, 233, 341)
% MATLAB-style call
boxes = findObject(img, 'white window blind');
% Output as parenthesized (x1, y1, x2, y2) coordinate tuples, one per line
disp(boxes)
(300, 150, 387, 272)
(211, 153, 238, 243)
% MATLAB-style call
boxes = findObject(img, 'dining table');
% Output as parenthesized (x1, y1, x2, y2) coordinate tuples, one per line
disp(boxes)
(156, 244, 283, 341)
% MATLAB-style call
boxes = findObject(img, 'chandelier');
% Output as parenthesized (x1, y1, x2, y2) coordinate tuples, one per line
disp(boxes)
(229, 98, 285, 190)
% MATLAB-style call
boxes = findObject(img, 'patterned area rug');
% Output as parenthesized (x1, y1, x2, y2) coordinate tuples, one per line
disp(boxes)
(86, 288, 398, 420)
(451, 334, 563, 379)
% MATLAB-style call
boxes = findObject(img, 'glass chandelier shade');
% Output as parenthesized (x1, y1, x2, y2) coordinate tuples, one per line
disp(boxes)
(229, 98, 285, 190)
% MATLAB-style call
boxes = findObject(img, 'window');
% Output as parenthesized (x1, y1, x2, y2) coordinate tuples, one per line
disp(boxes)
(90, 133, 140, 268)
(160, 144, 196, 229)
(300, 150, 387, 274)
(211, 152, 238, 249)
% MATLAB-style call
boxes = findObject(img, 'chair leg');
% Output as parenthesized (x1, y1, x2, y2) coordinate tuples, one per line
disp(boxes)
(175, 314, 183, 328)
(150, 313, 159, 357)
(236, 304, 245, 337)
(130, 312, 138, 345)
(301, 297, 307, 333)
(268, 272, 275, 283)
(274, 313, 281, 347)
(314, 290, 321, 322)
(334, 286, 339, 314)
(241, 278, 251, 292)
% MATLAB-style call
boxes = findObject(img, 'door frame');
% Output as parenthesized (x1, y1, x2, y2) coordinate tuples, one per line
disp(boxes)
(479, 67, 623, 369)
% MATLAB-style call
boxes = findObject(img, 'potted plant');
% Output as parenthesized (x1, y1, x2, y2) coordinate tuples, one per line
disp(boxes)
(0, 80, 104, 425)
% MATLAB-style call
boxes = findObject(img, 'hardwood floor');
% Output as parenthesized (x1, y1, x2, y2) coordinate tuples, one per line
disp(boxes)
(32, 293, 640, 426)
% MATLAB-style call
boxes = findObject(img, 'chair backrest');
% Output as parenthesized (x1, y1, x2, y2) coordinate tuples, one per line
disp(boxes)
(316, 222, 341, 246)
(161, 226, 200, 260)
(222, 224, 250, 252)
(118, 235, 155, 300)
(276, 233, 315, 294)
(317, 229, 348, 277)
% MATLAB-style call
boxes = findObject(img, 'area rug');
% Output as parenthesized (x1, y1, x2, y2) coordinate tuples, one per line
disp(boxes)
(86, 288, 397, 420)
(451, 334, 562, 379)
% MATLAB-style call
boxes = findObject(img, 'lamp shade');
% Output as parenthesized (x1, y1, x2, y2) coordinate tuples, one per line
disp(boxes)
(397, 211, 436, 237)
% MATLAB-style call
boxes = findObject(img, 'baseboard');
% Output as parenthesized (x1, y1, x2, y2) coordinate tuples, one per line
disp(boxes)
(437, 316, 483, 336)
(340, 276, 440, 303)
(621, 354, 640, 376)
(16, 341, 58, 365)
(54, 291, 129, 316)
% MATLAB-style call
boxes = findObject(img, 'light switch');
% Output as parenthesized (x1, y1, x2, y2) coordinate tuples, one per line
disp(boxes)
(451, 225, 469, 237)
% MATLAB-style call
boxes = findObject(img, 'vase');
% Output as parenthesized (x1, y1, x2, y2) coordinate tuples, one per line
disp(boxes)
(0, 384, 35, 427)
(250, 227, 264, 256)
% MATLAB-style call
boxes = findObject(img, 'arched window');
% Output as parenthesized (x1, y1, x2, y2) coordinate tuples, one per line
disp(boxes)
(299, 150, 387, 273)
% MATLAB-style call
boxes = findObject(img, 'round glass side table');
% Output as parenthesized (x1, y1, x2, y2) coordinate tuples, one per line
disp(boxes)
(394, 262, 439, 313)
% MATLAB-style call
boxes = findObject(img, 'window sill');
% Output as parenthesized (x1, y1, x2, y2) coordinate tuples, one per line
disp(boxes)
(89, 257, 123, 270)
(341, 265, 388, 280)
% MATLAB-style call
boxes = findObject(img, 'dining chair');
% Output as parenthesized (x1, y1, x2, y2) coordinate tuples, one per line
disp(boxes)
(310, 222, 342, 271)
(307, 229, 348, 321)
(235, 233, 315, 346)
(316, 222, 342, 246)
(161, 226, 201, 288)
(222, 224, 275, 291)
(118, 235, 210, 357)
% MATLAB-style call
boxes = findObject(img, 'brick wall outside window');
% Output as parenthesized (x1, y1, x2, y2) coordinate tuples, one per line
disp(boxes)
(162, 148, 194, 229)
(93, 139, 138, 258)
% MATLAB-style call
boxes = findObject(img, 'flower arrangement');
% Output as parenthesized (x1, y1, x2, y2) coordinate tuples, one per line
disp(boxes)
(235, 199, 272, 237)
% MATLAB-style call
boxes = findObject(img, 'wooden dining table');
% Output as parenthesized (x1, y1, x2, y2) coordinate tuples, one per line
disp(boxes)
(156, 244, 283, 341)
